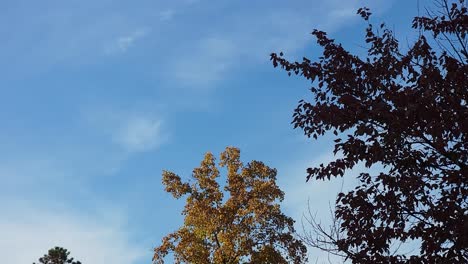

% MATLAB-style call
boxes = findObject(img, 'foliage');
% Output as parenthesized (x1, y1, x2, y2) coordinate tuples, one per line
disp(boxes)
(33, 247, 82, 264)
(271, 0, 467, 262)
(153, 147, 307, 264)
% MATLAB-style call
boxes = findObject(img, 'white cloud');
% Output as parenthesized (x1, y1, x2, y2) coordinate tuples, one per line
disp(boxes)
(329, 7, 358, 20)
(170, 37, 236, 86)
(105, 28, 149, 54)
(165, 13, 311, 87)
(113, 116, 167, 152)
(84, 108, 168, 153)
(159, 9, 175, 21)
(164, 1, 379, 88)
(0, 202, 148, 264)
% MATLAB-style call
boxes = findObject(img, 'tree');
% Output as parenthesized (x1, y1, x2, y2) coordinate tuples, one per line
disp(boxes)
(271, 0, 467, 262)
(153, 147, 307, 264)
(33, 247, 82, 264)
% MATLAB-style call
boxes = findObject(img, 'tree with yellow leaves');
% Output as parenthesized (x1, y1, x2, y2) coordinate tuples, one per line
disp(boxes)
(154, 147, 307, 264)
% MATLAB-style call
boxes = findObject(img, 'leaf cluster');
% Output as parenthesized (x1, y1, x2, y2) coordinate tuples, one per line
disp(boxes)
(154, 147, 307, 264)
(271, 0, 467, 262)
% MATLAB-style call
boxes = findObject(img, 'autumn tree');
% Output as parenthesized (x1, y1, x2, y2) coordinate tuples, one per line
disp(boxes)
(153, 147, 307, 264)
(271, 0, 467, 263)
(33, 247, 82, 264)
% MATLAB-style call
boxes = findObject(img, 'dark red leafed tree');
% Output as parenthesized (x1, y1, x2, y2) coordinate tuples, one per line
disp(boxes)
(271, 0, 467, 262)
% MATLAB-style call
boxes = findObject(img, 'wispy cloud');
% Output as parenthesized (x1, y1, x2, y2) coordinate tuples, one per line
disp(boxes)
(169, 37, 236, 86)
(84, 107, 168, 153)
(105, 28, 149, 54)
(164, 13, 310, 87)
(0, 202, 148, 264)
(159, 9, 175, 21)
(163, 1, 388, 88)
(113, 116, 167, 153)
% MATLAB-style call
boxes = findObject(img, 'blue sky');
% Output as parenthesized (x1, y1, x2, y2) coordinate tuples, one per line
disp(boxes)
(0, 0, 429, 263)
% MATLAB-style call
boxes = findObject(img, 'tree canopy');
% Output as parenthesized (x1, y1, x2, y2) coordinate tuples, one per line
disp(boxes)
(271, 0, 467, 262)
(33, 247, 82, 264)
(153, 147, 307, 264)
